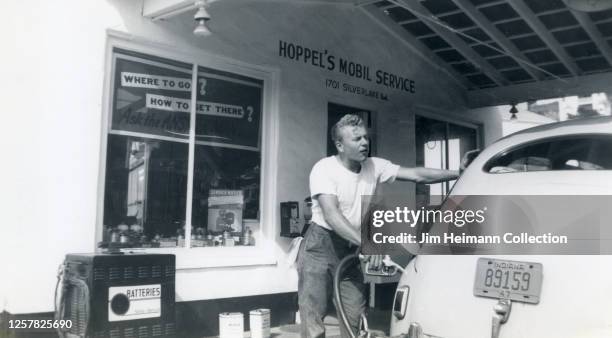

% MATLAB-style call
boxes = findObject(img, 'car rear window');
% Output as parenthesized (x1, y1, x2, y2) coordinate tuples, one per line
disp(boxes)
(484, 135, 612, 173)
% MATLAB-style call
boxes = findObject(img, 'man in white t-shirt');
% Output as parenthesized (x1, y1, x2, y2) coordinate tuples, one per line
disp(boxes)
(297, 114, 459, 338)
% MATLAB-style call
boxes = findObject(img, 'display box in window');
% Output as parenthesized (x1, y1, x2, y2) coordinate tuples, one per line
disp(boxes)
(207, 189, 244, 234)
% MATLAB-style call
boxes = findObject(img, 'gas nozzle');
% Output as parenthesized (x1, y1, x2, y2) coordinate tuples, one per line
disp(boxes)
(382, 255, 405, 274)
(360, 255, 405, 276)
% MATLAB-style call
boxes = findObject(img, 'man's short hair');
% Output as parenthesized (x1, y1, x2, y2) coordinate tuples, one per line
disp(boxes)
(331, 114, 365, 143)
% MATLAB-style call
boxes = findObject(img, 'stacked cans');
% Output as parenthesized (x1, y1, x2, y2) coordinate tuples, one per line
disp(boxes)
(219, 309, 270, 338)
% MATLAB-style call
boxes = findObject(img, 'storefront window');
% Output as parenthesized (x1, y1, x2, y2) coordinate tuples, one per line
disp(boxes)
(104, 135, 188, 242)
(190, 145, 260, 242)
(101, 49, 262, 249)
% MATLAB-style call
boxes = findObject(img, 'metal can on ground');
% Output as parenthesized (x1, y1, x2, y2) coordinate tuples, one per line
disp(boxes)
(249, 309, 270, 338)
(219, 312, 244, 338)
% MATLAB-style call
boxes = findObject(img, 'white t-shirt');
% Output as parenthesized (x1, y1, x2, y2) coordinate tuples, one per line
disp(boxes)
(309, 156, 400, 231)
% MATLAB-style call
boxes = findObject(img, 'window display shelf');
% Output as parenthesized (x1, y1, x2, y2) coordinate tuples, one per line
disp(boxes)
(120, 245, 277, 269)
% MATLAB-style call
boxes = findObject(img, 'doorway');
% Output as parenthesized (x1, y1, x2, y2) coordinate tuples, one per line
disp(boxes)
(415, 115, 480, 205)
(327, 102, 375, 156)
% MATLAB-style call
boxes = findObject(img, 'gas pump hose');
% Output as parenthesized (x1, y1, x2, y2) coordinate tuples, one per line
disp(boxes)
(333, 253, 361, 338)
(334, 255, 406, 338)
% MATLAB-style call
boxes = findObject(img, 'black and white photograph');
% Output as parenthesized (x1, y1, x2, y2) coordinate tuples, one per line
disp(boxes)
(2, 0, 612, 337)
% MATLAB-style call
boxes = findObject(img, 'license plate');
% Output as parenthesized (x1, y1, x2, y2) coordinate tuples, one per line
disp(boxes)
(473, 258, 543, 304)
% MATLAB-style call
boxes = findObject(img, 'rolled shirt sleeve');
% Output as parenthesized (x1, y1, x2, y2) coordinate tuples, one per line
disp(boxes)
(371, 157, 400, 183)
(309, 160, 337, 198)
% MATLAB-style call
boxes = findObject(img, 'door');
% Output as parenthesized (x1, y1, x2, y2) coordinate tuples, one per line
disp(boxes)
(415, 115, 480, 205)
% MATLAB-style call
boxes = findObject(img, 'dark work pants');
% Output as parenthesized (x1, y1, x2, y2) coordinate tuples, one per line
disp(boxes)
(297, 223, 366, 338)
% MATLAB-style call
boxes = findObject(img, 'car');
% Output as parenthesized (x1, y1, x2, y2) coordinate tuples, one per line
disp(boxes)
(389, 116, 612, 338)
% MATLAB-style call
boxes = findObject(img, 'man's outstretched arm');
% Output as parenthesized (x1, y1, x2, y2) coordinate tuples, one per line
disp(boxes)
(396, 167, 459, 184)
(316, 194, 361, 245)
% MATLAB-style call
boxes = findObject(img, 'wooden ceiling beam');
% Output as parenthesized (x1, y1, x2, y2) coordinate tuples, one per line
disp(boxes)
(507, 0, 581, 76)
(450, 0, 543, 80)
(360, 4, 472, 89)
(534, 7, 567, 17)
(475, 0, 506, 10)
(570, 10, 612, 67)
(390, 0, 509, 86)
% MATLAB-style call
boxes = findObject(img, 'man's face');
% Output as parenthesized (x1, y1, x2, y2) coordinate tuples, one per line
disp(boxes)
(336, 126, 369, 162)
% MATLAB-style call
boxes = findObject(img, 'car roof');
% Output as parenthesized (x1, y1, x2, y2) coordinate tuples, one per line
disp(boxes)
(453, 116, 612, 195)
(499, 115, 612, 141)
(483, 116, 612, 156)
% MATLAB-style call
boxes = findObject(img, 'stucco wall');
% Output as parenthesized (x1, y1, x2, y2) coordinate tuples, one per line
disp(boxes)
(0, 0, 501, 313)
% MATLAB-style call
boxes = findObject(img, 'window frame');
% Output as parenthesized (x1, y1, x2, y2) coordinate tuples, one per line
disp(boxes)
(96, 31, 280, 269)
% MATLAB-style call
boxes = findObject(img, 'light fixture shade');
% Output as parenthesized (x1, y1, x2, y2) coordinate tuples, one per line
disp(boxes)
(194, 7, 210, 20)
(509, 104, 518, 120)
(194, 20, 211, 36)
